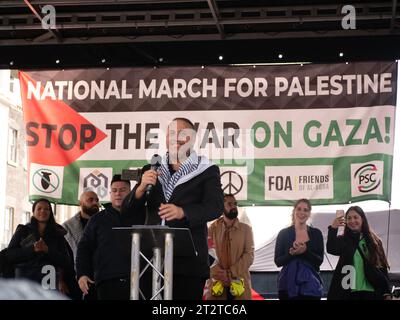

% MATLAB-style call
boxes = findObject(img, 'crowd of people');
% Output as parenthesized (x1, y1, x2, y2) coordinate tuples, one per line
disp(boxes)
(0, 118, 393, 300)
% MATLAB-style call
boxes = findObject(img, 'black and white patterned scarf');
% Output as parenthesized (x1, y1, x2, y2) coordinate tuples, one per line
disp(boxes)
(158, 151, 200, 202)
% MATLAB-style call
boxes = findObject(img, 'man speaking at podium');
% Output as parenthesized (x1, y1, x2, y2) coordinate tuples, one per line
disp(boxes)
(124, 117, 224, 300)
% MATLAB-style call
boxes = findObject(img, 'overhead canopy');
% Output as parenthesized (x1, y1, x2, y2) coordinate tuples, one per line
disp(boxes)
(0, 1, 399, 68)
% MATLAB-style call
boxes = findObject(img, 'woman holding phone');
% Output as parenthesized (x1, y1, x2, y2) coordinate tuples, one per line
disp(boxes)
(327, 205, 392, 300)
(274, 199, 324, 300)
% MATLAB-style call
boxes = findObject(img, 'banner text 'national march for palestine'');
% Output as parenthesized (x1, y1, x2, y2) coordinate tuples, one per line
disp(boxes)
(19, 62, 397, 206)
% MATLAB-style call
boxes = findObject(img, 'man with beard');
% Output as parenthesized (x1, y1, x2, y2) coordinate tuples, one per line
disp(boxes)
(63, 191, 100, 266)
(206, 194, 255, 300)
(63, 191, 100, 300)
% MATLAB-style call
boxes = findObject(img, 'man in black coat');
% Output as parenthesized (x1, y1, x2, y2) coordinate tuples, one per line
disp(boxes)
(76, 174, 145, 300)
(123, 117, 224, 300)
(63, 191, 100, 300)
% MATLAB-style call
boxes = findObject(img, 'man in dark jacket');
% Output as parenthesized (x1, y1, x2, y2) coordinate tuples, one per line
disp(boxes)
(123, 117, 224, 300)
(76, 174, 145, 300)
(63, 191, 100, 269)
(63, 190, 99, 300)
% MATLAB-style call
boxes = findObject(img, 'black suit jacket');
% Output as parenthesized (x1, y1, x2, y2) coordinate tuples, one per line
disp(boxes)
(123, 163, 224, 278)
(76, 203, 146, 284)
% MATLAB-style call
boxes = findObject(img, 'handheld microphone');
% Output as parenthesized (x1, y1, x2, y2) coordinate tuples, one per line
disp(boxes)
(145, 154, 162, 197)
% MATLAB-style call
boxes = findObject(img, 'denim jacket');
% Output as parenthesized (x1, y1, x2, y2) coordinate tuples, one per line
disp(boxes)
(278, 258, 323, 298)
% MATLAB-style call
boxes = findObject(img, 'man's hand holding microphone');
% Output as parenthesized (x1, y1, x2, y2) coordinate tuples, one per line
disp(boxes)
(135, 154, 185, 224)
(135, 154, 162, 199)
(135, 169, 158, 199)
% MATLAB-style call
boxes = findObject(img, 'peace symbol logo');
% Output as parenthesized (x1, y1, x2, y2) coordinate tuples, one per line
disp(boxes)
(221, 171, 243, 195)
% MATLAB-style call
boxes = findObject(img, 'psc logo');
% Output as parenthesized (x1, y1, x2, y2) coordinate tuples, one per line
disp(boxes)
(351, 161, 383, 197)
(354, 164, 381, 192)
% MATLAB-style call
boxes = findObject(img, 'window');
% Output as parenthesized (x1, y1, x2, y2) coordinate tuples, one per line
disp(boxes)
(23, 142, 28, 171)
(4, 207, 15, 244)
(9, 69, 18, 93)
(23, 211, 31, 225)
(8, 127, 18, 164)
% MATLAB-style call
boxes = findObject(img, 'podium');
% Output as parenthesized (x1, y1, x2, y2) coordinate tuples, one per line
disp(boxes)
(113, 225, 197, 300)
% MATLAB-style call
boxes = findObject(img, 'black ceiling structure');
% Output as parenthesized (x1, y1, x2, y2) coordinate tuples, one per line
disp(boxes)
(0, 0, 399, 69)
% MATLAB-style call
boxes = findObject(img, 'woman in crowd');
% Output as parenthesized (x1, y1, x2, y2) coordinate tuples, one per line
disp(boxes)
(327, 206, 392, 300)
(5, 198, 79, 299)
(274, 198, 324, 300)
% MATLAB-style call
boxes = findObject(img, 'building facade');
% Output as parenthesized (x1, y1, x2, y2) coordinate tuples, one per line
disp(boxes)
(0, 69, 30, 248)
(0, 70, 77, 249)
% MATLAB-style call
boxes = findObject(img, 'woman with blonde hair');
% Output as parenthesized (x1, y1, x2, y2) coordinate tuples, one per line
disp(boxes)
(274, 199, 324, 300)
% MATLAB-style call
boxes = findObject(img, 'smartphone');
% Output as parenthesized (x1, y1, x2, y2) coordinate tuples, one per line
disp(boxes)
(336, 209, 345, 236)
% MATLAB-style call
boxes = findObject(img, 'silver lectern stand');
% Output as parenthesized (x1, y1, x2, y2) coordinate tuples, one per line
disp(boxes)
(113, 225, 197, 300)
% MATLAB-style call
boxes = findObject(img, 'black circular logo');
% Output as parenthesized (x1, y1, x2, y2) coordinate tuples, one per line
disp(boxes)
(221, 171, 243, 196)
